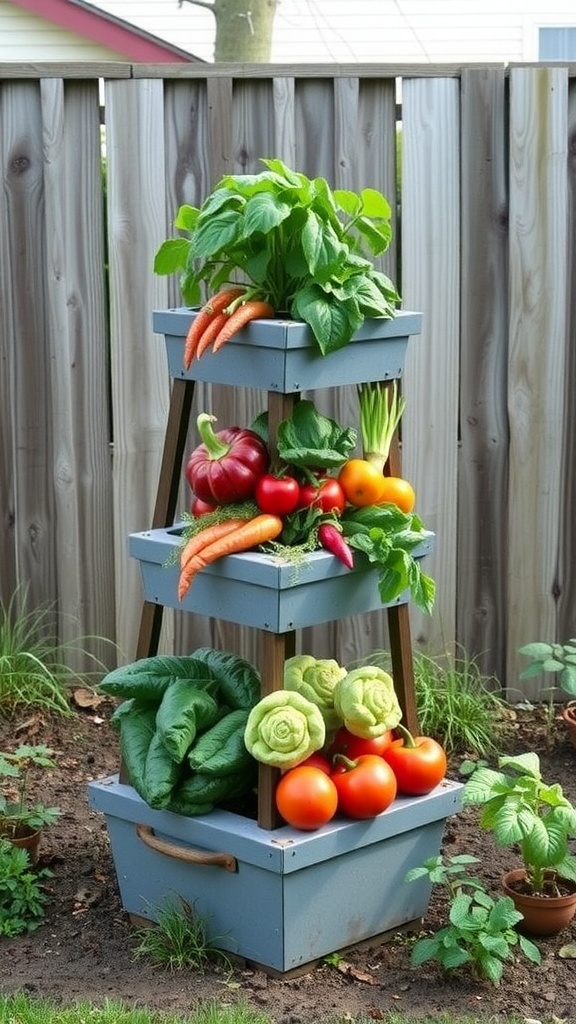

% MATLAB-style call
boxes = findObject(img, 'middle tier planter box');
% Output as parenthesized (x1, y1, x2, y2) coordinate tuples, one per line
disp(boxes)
(89, 774, 463, 974)
(129, 525, 435, 631)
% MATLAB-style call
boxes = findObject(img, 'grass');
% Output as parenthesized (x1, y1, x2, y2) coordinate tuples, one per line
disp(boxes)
(0, 584, 115, 719)
(0, 995, 552, 1024)
(132, 897, 232, 973)
(356, 646, 508, 756)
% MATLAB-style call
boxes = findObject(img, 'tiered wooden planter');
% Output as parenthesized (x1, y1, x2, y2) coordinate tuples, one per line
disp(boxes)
(88, 307, 463, 974)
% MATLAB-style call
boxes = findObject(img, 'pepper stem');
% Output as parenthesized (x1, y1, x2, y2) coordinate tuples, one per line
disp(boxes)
(196, 413, 230, 461)
(395, 723, 418, 748)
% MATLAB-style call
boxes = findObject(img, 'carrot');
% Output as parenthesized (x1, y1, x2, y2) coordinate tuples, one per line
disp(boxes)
(179, 518, 251, 570)
(183, 288, 245, 370)
(194, 311, 229, 360)
(211, 301, 275, 354)
(178, 514, 283, 601)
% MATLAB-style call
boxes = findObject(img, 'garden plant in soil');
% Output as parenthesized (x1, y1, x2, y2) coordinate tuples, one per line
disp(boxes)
(1, 702, 575, 1024)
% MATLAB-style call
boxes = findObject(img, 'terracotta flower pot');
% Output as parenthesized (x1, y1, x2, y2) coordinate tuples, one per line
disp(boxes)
(1, 825, 42, 866)
(503, 868, 576, 936)
(561, 701, 576, 748)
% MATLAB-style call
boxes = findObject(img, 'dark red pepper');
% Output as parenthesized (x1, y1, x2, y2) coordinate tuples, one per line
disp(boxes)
(185, 413, 269, 505)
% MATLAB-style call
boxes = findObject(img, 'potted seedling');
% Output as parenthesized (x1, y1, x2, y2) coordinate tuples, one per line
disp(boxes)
(0, 744, 60, 864)
(462, 751, 576, 935)
(519, 639, 576, 747)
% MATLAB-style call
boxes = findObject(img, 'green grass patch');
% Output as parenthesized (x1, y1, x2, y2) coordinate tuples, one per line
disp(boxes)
(0, 994, 553, 1024)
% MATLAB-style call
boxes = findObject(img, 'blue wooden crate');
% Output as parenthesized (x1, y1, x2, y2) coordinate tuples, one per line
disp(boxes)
(153, 308, 422, 391)
(88, 775, 462, 973)
(129, 525, 435, 632)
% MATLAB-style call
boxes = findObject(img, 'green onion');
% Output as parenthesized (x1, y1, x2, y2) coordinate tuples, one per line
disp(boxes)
(358, 380, 406, 473)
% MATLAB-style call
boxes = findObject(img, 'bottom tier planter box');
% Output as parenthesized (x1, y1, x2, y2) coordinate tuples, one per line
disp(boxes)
(88, 775, 462, 974)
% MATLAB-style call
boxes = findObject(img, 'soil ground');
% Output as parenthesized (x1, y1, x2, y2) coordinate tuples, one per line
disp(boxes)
(0, 699, 575, 1023)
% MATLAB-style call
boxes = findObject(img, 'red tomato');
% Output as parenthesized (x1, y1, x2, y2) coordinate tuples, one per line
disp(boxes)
(332, 754, 397, 819)
(297, 476, 346, 515)
(295, 752, 333, 775)
(191, 495, 219, 517)
(383, 727, 447, 796)
(275, 766, 338, 830)
(255, 473, 300, 516)
(329, 726, 394, 761)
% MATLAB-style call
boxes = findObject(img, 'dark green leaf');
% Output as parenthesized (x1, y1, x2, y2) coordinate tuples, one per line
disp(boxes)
(276, 399, 357, 469)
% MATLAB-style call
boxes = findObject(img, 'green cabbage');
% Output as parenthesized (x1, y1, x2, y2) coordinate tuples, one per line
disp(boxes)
(244, 690, 326, 769)
(333, 665, 402, 738)
(284, 654, 346, 733)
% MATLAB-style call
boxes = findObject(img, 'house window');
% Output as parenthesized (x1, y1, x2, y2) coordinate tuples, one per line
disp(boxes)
(539, 27, 576, 60)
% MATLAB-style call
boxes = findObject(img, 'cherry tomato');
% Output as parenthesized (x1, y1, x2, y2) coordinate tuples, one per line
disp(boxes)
(297, 476, 346, 515)
(329, 725, 394, 761)
(294, 751, 333, 775)
(378, 476, 416, 514)
(383, 725, 447, 795)
(275, 766, 338, 830)
(255, 473, 300, 516)
(338, 459, 386, 507)
(332, 754, 397, 819)
(191, 496, 219, 517)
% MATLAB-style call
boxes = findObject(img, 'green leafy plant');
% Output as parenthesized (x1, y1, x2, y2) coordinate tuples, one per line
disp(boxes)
(132, 897, 232, 972)
(341, 503, 435, 614)
(406, 854, 541, 985)
(519, 639, 576, 697)
(154, 157, 400, 356)
(462, 752, 576, 895)
(0, 837, 52, 935)
(413, 648, 507, 755)
(0, 583, 115, 718)
(0, 745, 60, 839)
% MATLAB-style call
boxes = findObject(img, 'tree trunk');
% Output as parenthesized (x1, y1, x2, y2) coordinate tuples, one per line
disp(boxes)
(181, 0, 278, 62)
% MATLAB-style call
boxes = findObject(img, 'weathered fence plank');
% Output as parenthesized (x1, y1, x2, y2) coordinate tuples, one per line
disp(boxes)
(400, 77, 461, 656)
(506, 67, 569, 700)
(40, 78, 116, 665)
(458, 67, 509, 686)
(105, 78, 172, 659)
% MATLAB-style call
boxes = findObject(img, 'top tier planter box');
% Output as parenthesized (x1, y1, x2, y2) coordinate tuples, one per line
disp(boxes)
(153, 308, 422, 392)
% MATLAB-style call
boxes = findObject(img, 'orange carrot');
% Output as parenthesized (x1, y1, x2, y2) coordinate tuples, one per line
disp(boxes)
(183, 288, 245, 370)
(178, 514, 283, 601)
(180, 518, 251, 570)
(211, 301, 275, 354)
(194, 311, 229, 360)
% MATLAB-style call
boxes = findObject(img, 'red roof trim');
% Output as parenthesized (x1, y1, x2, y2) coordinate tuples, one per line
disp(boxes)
(9, 0, 199, 62)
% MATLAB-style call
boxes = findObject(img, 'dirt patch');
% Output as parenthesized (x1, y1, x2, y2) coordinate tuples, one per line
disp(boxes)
(0, 702, 575, 1023)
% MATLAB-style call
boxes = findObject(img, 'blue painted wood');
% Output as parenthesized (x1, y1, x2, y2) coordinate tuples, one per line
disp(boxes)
(88, 775, 462, 972)
(152, 308, 422, 391)
(128, 525, 435, 631)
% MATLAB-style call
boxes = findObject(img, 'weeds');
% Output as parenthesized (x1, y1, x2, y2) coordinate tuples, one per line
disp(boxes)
(355, 645, 507, 755)
(0, 584, 115, 718)
(132, 897, 232, 973)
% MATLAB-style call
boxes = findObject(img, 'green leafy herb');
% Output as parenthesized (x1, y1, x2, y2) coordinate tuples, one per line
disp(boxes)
(276, 400, 356, 471)
(342, 504, 435, 614)
(154, 157, 400, 356)
(358, 379, 406, 471)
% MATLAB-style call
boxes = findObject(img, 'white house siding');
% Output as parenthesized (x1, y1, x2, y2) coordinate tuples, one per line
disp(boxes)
(0, 1, 129, 60)
(84, 0, 576, 64)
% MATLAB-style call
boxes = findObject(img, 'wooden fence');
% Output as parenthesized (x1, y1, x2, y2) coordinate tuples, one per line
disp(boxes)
(1, 61, 575, 701)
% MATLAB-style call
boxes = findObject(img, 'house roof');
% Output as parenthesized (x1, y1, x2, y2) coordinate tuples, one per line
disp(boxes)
(8, 0, 203, 62)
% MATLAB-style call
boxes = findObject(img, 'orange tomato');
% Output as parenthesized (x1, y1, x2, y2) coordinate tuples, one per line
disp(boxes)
(378, 476, 416, 513)
(338, 459, 386, 507)
(275, 766, 338, 830)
